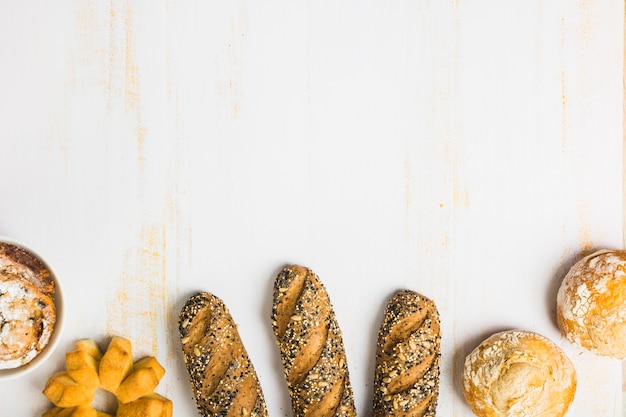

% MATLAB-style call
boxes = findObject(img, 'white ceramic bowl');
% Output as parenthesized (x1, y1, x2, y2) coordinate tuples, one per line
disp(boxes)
(0, 237, 64, 381)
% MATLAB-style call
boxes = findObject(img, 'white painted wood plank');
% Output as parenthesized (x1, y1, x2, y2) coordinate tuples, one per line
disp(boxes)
(0, 1, 622, 416)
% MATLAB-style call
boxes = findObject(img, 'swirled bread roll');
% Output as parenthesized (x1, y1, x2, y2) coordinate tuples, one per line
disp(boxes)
(372, 290, 440, 417)
(462, 330, 576, 417)
(0, 241, 55, 295)
(0, 271, 56, 369)
(0, 241, 56, 370)
(179, 292, 268, 417)
(557, 249, 626, 359)
(271, 265, 356, 417)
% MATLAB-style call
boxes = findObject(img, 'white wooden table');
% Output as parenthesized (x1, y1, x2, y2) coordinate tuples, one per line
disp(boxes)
(0, 2, 623, 416)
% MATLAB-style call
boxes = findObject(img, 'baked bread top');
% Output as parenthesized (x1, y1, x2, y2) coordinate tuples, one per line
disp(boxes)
(0, 241, 57, 370)
(0, 272, 56, 369)
(0, 242, 55, 296)
(271, 265, 356, 417)
(557, 249, 626, 358)
(462, 330, 576, 417)
(179, 292, 268, 417)
(373, 290, 441, 417)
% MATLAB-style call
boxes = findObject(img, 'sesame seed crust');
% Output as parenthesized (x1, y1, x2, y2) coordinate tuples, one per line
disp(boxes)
(271, 265, 357, 417)
(179, 292, 268, 417)
(373, 290, 441, 417)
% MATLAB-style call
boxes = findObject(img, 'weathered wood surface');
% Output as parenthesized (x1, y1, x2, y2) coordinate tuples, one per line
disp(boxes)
(0, 2, 623, 416)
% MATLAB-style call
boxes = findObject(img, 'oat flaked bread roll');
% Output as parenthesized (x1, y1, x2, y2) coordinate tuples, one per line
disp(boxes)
(373, 290, 441, 417)
(179, 292, 268, 417)
(271, 265, 356, 417)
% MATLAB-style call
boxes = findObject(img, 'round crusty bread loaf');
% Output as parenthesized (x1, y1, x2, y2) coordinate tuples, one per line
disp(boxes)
(556, 249, 626, 359)
(462, 330, 576, 417)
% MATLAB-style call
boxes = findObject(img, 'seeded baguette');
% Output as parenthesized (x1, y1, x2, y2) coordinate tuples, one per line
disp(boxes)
(373, 290, 441, 417)
(271, 265, 356, 417)
(179, 292, 268, 417)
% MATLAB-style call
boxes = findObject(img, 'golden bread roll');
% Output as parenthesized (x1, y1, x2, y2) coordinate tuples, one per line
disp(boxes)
(462, 330, 576, 417)
(117, 393, 173, 417)
(42, 405, 113, 417)
(74, 339, 102, 361)
(42, 337, 171, 417)
(179, 292, 268, 417)
(66, 340, 102, 390)
(43, 371, 97, 408)
(42, 407, 64, 417)
(556, 249, 626, 358)
(372, 290, 441, 417)
(271, 265, 356, 417)
(99, 337, 134, 393)
(0, 241, 56, 370)
(116, 356, 166, 403)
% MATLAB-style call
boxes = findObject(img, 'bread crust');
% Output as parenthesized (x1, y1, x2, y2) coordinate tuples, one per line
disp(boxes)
(462, 330, 576, 417)
(372, 290, 440, 417)
(0, 242, 55, 296)
(179, 292, 268, 417)
(0, 271, 56, 369)
(556, 249, 626, 358)
(271, 265, 356, 417)
(0, 241, 57, 369)
(42, 337, 171, 416)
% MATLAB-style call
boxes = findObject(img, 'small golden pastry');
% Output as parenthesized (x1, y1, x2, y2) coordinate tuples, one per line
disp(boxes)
(117, 393, 172, 417)
(116, 356, 165, 403)
(179, 292, 268, 417)
(42, 405, 113, 417)
(42, 337, 171, 417)
(462, 330, 576, 417)
(43, 371, 97, 408)
(372, 290, 441, 417)
(99, 337, 133, 393)
(271, 265, 356, 417)
(556, 249, 626, 358)
(66, 341, 102, 390)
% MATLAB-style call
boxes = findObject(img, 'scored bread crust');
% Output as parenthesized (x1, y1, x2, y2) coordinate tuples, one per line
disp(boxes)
(271, 265, 356, 417)
(179, 292, 268, 417)
(372, 290, 441, 417)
